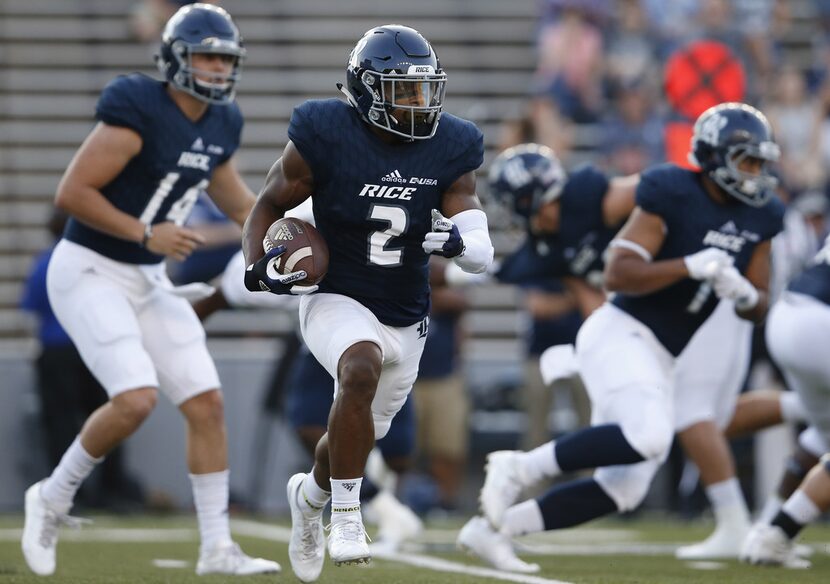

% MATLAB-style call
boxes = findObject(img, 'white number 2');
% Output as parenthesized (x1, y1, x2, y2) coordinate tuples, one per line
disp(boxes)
(368, 204, 409, 266)
(139, 172, 208, 226)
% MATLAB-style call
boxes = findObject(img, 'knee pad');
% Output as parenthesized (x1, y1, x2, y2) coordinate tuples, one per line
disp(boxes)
(594, 459, 660, 512)
(621, 403, 673, 461)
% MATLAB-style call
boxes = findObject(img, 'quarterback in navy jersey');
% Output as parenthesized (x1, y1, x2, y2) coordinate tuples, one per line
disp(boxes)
(241, 25, 493, 579)
(458, 103, 785, 573)
(22, 4, 280, 577)
(742, 240, 830, 567)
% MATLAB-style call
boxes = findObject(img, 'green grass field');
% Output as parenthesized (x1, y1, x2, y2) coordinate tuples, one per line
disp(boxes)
(0, 514, 828, 583)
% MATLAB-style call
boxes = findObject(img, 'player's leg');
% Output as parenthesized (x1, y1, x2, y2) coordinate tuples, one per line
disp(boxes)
(741, 294, 830, 568)
(758, 427, 824, 524)
(673, 301, 753, 559)
(141, 290, 279, 575)
(478, 304, 674, 528)
(291, 294, 390, 576)
(366, 396, 422, 551)
(725, 389, 807, 438)
(23, 242, 159, 576)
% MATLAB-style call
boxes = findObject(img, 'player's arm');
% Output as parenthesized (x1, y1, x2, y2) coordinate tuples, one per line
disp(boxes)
(604, 207, 689, 294)
(601, 174, 639, 227)
(562, 276, 604, 318)
(55, 123, 146, 243)
(426, 171, 494, 273)
(205, 156, 257, 228)
(731, 240, 772, 322)
(55, 122, 205, 260)
(241, 140, 313, 265)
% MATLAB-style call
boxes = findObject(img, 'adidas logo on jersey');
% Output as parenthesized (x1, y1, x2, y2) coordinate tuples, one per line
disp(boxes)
(273, 225, 294, 241)
(719, 220, 738, 234)
(191, 137, 204, 151)
(382, 169, 407, 183)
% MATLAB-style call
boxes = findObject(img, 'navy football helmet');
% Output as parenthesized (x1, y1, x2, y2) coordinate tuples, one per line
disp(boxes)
(689, 102, 780, 207)
(339, 25, 446, 141)
(488, 144, 567, 221)
(156, 3, 245, 105)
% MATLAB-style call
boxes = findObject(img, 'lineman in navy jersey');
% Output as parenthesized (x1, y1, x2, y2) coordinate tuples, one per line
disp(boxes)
(473, 144, 803, 567)
(742, 240, 830, 568)
(242, 25, 493, 580)
(458, 103, 784, 572)
(22, 5, 280, 577)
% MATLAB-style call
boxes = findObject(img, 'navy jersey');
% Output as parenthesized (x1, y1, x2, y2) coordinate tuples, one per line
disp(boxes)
(613, 164, 785, 356)
(64, 74, 243, 264)
(496, 164, 613, 288)
(789, 239, 830, 305)
(288, 99, 483, 326)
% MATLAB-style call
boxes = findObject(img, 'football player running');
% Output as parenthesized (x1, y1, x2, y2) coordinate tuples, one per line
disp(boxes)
(458, 103, 785, 572)
(21, 4, 280, 577)
(741, 236, 830, 569)
(481, 142, 806, 562)
(242, 25, 493, 582)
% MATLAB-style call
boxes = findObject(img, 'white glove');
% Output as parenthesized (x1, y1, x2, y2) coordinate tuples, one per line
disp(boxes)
(422, 209, 465, 258)
(683, 248, 734, 280)
(711, 266, 759, 310)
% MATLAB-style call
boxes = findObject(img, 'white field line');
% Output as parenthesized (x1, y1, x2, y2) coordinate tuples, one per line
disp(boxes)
(0, 527, 195, 542)
(230, 519, 575, 584)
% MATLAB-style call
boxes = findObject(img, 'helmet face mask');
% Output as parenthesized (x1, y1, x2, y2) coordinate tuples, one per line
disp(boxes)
(487, 144, 566, 229)
(343, 25, 446, 141)
(157, 4, 245, 105)
(689, 102, 780, 207)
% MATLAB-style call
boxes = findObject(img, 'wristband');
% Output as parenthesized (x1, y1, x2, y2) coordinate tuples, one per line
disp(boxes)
(140, 223, 153, 248)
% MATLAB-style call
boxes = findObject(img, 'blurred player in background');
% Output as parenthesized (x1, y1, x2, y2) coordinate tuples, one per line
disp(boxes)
(21, 4, 280, 577)
(242, 24, 493, 580)
(458, 103, 785, 572)
(741, 237, 830, 569)
(485, 139, 804, 561)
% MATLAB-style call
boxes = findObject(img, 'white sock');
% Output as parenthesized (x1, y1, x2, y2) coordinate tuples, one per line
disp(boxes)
(501, 499, 545, 537)
(705, 478, 750, 526)
(780, 392, 807, 424)
(40, 437, 102, 514)
(299, 472, 331, 515)
(190, 470, 232, 552)
(782, 490, 821, 525)
(516, 441, 560, 485)
(758, 494, 784, 524)
(330, 477, 362, 521)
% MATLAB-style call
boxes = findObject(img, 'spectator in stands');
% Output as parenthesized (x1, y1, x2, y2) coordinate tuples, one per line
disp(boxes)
(517, 282, 584, 450)
(765, 64, 825, 192)
(412, 257, 474, 511)
(533, 1, 607, 123)
(600, 79, 665, 175)
(130, 0, 219, 42)
(20, 210, 145, 512)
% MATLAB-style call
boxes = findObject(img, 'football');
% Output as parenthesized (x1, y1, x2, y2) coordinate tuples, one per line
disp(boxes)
(262, 217, 329, 286)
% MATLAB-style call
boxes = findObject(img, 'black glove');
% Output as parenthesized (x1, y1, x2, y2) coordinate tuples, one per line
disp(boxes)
(244, 246, 318, 295)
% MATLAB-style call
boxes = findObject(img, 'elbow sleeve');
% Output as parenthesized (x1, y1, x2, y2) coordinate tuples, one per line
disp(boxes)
(451, 209, 494, 274)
